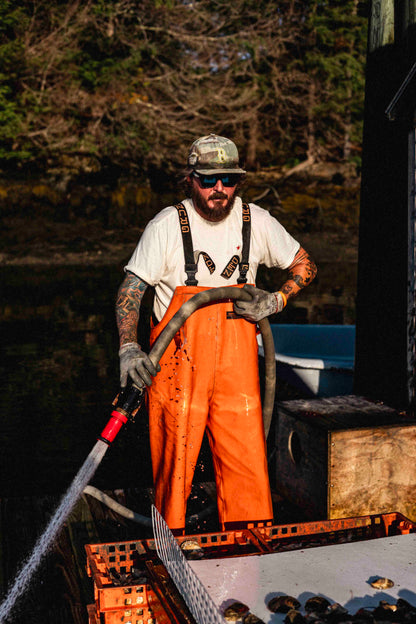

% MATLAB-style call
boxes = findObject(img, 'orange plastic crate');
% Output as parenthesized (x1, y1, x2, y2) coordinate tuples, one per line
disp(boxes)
(252, 511, 416, 551)
(88, 601, 166, 624)
(86, 541, 186, 623)
(86, 529, 265, 586)
(92, 605, 165, 624)
(175, 528, 266, 557)
(86, 539, 156, 578)
(86, 541, 156, 613)
(85, 531, 265, 619)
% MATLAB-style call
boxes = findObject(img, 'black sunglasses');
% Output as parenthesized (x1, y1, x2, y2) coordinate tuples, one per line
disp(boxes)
(193, 172, 241, 188)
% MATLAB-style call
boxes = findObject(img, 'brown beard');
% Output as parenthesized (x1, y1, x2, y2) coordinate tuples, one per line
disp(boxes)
(191, 186, 237, 222)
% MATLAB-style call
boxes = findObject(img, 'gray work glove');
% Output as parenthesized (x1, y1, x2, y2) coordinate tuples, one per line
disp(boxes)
(119, 342, 160, 388)
(233, 284, 285, 322)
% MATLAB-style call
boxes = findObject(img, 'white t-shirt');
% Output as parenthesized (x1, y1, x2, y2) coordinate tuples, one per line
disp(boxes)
(125, 196, 300, 320)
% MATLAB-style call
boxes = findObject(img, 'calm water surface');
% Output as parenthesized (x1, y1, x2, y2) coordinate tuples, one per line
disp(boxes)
(0, 265, 155, 498)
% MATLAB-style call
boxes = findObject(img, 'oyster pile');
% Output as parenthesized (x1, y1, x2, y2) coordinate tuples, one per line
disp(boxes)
(269, 594, 416, 623)
(222, 595, 416, 623)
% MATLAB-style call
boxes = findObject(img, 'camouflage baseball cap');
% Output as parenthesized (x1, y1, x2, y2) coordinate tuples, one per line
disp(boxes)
(187, 133, 246, 174)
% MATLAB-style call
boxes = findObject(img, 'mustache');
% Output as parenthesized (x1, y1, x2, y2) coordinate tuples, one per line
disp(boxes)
(209, 192, 228, 200)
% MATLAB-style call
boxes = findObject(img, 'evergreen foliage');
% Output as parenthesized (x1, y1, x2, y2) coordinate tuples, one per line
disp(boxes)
(0, 0, 367, 178)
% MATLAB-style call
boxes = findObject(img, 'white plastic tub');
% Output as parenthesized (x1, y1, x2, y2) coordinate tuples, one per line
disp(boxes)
(258, 324, 355, 397)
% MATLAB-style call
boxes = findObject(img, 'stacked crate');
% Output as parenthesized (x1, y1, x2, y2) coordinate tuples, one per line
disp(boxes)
(85, 530, 264, 623)
(86, 513, 416, 623)
(85, 538, 166, 624)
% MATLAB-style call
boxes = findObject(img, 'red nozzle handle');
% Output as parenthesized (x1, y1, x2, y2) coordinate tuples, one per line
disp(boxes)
(99, 384, 145, 445)
(99, 410, 128, 445)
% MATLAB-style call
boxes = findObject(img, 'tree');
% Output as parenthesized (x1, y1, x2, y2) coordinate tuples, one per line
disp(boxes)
(294, 0, 367, 167)
(0, 0, 367, 179)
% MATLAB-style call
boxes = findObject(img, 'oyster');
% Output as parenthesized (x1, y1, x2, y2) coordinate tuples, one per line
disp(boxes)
(305, 596, 330, 614)
(324, 602, 349, 622)
(396, 597, 416, 620)
(373, 600, 398, 621)
(370, 576, 394, 589)
(268, 595, 301, 613)
(284, 609, 306, 624)
(179, 539, 204, 559)
(223, 601, 250, 621)
(397, 598, 414, 611)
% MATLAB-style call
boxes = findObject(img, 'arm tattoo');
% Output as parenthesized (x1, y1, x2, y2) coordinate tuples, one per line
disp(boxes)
(116, 271, 148, 346)
(280, 247, 317, 299)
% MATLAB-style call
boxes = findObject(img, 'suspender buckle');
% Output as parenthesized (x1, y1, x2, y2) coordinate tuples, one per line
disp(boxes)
(237, 262, 249, 284)
(184, 262, 198, 286)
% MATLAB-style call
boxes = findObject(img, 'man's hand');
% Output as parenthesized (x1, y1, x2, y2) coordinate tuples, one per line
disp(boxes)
(119, 342, 161, 388)
(233, 284, 285, 322)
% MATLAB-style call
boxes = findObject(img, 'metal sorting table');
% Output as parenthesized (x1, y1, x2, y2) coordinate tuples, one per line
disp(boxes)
(189, 533, 416, 623)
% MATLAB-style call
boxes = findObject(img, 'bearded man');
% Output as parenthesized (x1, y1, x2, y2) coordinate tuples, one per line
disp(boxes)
(116, 134, 317, 534)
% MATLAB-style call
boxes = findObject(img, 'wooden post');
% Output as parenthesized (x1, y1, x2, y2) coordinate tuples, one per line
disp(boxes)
(409, 128, 416, 410)
(354, 1, 416, 412)
(367, 0, 394, 52)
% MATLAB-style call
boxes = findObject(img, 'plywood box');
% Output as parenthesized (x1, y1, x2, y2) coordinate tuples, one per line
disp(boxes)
(273, 395, 416, 521)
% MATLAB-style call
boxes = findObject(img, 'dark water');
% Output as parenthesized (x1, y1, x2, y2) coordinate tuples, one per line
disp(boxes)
(0, 265, 156, 499)
(0, 261, 357, 499)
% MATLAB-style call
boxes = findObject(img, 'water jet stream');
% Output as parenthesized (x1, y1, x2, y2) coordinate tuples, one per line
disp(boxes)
(0, 440, 108, 623)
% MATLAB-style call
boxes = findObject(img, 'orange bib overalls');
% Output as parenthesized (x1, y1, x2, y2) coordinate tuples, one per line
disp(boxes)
(147, 204, 273, 534)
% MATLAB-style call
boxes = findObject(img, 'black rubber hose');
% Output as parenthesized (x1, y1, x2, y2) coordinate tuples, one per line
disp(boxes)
(258, 317, 277, 438)
(83, 485, 216, 528)
(148, 286, 276, 438)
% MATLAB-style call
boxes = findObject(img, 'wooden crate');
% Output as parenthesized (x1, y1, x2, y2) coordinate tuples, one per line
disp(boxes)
(273, 395, 416, 521)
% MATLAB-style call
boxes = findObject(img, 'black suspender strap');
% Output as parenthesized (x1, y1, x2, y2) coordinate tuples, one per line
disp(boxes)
(237, 202, 251, 284)
(175, 203, 198, 286)
(175, 201, 250, 285)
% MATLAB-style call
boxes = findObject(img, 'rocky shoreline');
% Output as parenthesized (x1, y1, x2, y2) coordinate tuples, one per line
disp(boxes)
(0, 230, 358, 267)
(0, 166, 360, 267)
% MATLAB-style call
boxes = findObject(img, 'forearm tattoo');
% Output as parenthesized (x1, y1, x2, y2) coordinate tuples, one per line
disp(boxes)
(116, 271, 148, 346)
(280, 247, 317, 300)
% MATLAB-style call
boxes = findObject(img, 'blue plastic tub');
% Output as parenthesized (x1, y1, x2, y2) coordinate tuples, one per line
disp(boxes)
(259, 324, 355, 397)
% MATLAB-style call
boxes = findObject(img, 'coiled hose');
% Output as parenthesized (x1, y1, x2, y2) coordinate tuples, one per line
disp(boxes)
(85, 286, 276, 526)
(146, 286, 276, 437)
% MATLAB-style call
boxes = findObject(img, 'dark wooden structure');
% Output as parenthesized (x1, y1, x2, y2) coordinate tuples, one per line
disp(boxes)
(354, 1, 416, 413)
(273, 395, 416, 521)
(385, 59, 416, 412)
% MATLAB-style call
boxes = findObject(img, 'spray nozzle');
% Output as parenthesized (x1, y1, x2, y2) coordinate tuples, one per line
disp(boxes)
(99, 383, 145, 446)
(112, 383, 145, 419)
